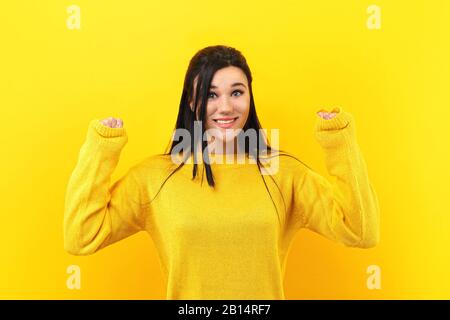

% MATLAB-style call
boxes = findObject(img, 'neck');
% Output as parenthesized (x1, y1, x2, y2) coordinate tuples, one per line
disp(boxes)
(187, 138, 247, 165)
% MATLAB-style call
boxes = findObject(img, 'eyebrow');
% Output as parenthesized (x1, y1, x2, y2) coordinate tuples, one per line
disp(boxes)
(210, 82, 247, 89)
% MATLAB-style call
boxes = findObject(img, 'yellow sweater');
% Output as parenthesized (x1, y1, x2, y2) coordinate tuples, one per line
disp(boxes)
(63, 107, 380, 300)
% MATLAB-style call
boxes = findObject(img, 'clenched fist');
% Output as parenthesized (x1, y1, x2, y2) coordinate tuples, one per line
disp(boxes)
(100, 117, 123, 128)
(317, 111, 337, 120)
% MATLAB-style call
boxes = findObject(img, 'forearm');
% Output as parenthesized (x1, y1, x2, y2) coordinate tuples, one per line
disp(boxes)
(302, 108, 380, 248)
(63, 120, 128, 255)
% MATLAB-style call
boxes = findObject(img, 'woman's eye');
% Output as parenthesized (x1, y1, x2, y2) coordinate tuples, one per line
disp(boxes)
(208, 90, 243, 99)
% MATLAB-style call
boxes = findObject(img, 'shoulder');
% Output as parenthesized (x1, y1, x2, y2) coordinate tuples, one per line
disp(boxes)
(124, 153, 182, 202)
(259, 150, 313, 178)
(134, 154, 176, 169)
(128, 154, 179, 182)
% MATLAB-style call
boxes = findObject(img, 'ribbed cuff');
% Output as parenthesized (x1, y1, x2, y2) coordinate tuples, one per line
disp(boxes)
(91, 119, 126, 137)
(315, 107, 353, 131)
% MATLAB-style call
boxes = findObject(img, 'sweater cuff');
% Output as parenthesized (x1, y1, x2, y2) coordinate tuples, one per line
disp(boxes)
(91, 119, 126, 138)
(315, 106, 352, 131)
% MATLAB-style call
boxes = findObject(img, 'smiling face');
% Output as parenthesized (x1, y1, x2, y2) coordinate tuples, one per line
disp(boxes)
(189, 66, 251, 152)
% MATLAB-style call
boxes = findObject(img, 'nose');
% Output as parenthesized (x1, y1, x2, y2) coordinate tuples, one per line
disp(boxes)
(216, 97, 234, 114)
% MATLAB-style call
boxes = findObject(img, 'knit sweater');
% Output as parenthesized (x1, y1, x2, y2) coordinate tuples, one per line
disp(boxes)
(63, 107, 380, 300)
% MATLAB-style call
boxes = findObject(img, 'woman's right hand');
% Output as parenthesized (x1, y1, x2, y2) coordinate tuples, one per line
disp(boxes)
(100, 117, 124, 128)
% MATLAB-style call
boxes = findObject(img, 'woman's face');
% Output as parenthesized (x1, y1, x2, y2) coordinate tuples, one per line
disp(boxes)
(190, 66, 250, 150)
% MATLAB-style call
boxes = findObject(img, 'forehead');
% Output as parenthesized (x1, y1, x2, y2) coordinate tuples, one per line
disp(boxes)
(194, 66, 247, 88)
(211, 66, 247, 87)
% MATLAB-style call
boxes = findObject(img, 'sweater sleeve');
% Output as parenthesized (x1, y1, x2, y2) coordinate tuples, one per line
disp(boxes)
(63, 119, 146, 256)
(292, 107, 380, 248)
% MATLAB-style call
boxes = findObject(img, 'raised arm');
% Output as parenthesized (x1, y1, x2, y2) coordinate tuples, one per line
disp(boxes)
(63, 119, 146, 255)
(293, 107, 380, 248)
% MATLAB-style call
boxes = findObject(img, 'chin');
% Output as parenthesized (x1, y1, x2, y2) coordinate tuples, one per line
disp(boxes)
(213, 135, 234, 144)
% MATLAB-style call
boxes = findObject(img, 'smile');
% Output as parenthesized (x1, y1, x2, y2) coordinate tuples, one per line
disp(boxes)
(213, 117, 238, 128)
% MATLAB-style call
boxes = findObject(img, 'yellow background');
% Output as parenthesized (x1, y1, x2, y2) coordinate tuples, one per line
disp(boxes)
(1, 0, 449, 299)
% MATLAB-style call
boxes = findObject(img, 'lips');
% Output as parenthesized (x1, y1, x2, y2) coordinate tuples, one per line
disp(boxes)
(212, 117, 238, 128)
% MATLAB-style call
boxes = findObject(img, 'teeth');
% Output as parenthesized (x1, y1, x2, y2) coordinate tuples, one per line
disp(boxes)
(216, 119, 234, 124)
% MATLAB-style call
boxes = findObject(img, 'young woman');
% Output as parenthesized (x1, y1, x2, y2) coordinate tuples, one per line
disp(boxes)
(64, 45, 380, 300)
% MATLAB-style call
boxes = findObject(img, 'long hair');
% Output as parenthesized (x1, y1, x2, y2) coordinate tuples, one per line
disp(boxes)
(164, 45, 286, 187)
(153, 45, 313, 226)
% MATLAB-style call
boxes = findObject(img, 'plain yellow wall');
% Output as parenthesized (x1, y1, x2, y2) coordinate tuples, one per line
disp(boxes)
(0, 0, 449, 299)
